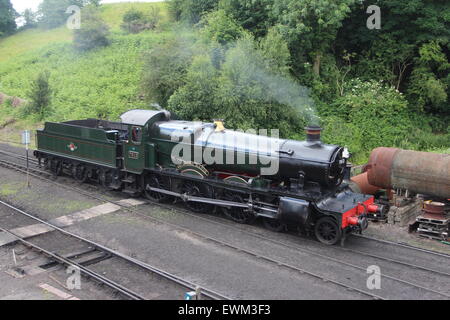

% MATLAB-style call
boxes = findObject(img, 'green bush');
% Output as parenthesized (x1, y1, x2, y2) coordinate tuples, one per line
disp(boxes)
(141, 36, 196, 107)
(320, 79, 415, 162)
(168, 0, 219, 24)
(168, 35, 310, 137)
(0, 32, 162, 122)
(200, 9, 245, 46)
(168, 55, 220, 120)
(73, 8, 110, 51)
(121, 7, 161, 34)
(26, 70, 52, 120)
(320, 116, 365, 163)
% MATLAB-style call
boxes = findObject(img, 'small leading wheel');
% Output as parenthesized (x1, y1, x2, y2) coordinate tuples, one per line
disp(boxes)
(314, 217, 342, 245)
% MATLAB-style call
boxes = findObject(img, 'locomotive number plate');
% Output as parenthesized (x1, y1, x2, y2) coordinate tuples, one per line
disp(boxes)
(128, 151, 139, 159)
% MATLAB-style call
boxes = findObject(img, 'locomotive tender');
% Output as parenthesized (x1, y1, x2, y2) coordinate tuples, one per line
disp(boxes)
(34, 109, 383, 245)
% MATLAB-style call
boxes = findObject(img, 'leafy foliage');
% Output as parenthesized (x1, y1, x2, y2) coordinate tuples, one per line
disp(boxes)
(0, 1, 448, 165)
(219, 0, 272, 38)
(141, 36, 196, 107)
(200, 9, 246, 45)
(271, 0, 357, 75)
(73, 7, 110, 51)
(320, 79, 418, 161)
(20, 9, 38, 30)
(168, 0, 219, 24)
(168, 35, 310, 136)
(26, 71, 52, 120)
(121, 7, 161, 34)
(407, 41, 449, 114)
(0, 0, 17, 36)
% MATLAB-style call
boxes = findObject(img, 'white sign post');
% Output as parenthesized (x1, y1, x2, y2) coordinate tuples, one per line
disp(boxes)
(21, 130, 31, 188)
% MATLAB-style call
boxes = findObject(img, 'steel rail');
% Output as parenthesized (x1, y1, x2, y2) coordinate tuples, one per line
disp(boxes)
(0, 169, 387, 300)
(143, 199, 450, 277)
(0, 158, 385, 300)
(137, 201, 450, 299)
(0, 148, 39, 164)
(0, 225, 146, 300)
(352, 234, 450, 259)
(1, 148, 449, 299)
(2, 146, 448, 259)
(3, 150, 448, 276)
(0, 200, 230, 301)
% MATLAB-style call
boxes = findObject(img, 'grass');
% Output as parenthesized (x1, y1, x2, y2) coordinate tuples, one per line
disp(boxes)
(0, 2, 167, 64)
(0, 2, 174, 146)
(0, 2, 174, 125)
(100, 1, 169, 31)
(0, 27, 71, 63)
(0, 182, 23, 196)
(0, 1, 447, 162)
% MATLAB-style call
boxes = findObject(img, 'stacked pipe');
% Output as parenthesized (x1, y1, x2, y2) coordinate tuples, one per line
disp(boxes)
(350, 147, 450, 221)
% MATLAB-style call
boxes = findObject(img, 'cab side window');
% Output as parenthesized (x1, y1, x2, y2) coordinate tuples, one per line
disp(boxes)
(131, 126, 142, 144)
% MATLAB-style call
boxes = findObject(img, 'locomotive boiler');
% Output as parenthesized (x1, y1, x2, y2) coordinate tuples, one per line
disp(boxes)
(34, 109, 382, 245)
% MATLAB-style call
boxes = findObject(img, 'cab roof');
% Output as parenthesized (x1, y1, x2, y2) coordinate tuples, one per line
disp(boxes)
(120, 109, 170, 126)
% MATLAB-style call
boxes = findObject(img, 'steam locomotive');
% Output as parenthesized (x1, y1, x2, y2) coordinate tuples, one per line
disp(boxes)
(34, 109, 384, 245)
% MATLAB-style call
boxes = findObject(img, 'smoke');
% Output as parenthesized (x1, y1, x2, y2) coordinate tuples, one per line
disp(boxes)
(250, 65, 319, 125)
(157, 24, 319, 125)
(221, 37, 319, 125)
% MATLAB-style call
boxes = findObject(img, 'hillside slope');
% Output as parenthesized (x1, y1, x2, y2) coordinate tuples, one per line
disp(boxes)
(0, 2, 169, 124)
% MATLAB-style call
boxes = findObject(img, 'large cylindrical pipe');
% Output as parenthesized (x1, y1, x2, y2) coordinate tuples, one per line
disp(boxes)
(350, 172, 381, 195)
(366, 147, 450, 199)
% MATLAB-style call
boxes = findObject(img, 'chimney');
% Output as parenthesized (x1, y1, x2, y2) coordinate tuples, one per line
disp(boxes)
(305, 125, 322, 144)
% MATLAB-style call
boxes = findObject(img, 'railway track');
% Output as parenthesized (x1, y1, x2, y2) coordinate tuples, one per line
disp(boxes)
(1, 145, 448, 258)
(1, 146, 450, 299)
(353, 234, 450, 259)
(0, 200, 229, 300)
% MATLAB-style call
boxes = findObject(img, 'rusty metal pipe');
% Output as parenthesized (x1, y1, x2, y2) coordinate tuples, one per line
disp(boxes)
(366, 147, 450, 199)
(350, 172, 381, 195)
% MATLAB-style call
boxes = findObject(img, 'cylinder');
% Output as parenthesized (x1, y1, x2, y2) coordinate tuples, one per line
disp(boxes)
(305, 125, 322, 144)
(366, 147, 450, 199)
(350, 172, 381, 195)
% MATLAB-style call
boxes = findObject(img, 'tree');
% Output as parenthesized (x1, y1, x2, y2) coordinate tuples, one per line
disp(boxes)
(27, 71, 52, 120)
(121, 7, 161, 34)
(167, 0, 219, 24)
(21, 9, 37, 29)
(141, 37, 196, 107)
(216, 35, 311, 133)
(219, 0, 273, 38)
(73, 7, 109, 51)
(407, 41, 449, 115)
(271, 0, 357, 76)
(200, 9, 246, 46)
(258, 27, 291, 75)
(121, 8, 146, 33)
(0, 0, 17, 36)
(168, 55, 221, 121)
(38, 0, 86, 29)
(168, 36, 310, 137)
